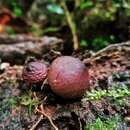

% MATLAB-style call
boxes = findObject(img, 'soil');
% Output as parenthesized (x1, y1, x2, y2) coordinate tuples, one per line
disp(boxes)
(0, 35, 130, 130)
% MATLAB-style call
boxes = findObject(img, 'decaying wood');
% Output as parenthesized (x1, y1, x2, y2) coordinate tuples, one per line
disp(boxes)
(0, 34, 39, 44)
(83, 41, 130, 88)
(0, 35, 63, 64)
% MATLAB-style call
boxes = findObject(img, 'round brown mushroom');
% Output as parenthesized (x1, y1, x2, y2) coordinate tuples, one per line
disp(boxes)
(22, 61, 47, 83)
(48, 56, 89, 99)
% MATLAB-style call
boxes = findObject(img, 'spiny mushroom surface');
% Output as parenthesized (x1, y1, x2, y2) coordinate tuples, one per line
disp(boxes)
(22, 61, 47, 83)
(48, 56, 89, 99)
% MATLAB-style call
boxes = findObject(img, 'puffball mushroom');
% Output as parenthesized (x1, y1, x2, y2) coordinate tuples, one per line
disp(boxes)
(48, 56, 89, 99)
(22, 61, 47, 83)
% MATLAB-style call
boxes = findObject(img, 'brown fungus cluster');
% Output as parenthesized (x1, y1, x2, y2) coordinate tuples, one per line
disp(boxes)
(22, 56, 89, 99)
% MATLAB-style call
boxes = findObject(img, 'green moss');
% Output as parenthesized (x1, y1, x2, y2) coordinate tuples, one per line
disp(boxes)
(85, 116, 119, 130)
(20, 90, 39, 115)
(85, 84, 130, 101)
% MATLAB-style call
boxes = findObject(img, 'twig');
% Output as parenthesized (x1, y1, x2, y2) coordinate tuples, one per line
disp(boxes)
(83, 41, 130, 63)
(50, 49, 61, 56)
(33, 92, 38, 100)
(60, 1, 79, 50)
(41, 78, 48, 90)
(36, 104, 59, 130)
(90, 41, 130, 58)
(29, 115, 43, 130)
(75, 0, 80, 7)
(29, 96, 48, 130)
(78, 117, 82, 130)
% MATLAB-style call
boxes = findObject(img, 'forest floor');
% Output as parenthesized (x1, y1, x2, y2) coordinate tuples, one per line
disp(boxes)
(0, 35, 130, 130)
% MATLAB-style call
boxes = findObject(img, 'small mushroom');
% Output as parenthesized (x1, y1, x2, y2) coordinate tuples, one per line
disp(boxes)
(22, 61, 47, 83)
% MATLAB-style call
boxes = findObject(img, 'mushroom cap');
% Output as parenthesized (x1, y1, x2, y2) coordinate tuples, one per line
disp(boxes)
(22, 61, 47, 83)
(48, 56, 89, 99)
